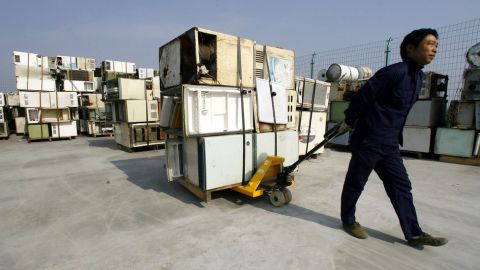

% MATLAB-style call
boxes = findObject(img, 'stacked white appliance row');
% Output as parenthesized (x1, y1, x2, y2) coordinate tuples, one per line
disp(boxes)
(105, 77, 164, 150)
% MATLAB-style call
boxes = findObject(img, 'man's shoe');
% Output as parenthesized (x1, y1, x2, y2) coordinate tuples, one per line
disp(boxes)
(342, 222, 368, 239)
(407, 232, 448, 247)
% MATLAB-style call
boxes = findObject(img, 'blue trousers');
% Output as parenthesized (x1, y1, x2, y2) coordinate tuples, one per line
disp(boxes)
(340, 143, 423, 240)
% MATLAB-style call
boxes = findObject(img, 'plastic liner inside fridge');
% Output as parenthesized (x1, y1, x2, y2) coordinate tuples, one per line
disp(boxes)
(182, 84, 254, 136)
(295, 77, 330, 111)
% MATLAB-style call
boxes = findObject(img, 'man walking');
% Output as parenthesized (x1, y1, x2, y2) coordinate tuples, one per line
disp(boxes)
(338, 28, 447, 247)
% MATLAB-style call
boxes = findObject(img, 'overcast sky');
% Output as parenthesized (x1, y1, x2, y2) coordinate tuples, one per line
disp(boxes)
(1, 0, 478, 92)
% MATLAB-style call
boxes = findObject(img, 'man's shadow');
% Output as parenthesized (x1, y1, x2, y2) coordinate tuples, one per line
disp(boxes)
(218, 189, 406, 245)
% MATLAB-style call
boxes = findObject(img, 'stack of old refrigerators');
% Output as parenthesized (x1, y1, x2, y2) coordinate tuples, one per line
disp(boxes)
(102, 60, 164, 150)
(160, 27, 298, 197)
(12, 51, 83, 141)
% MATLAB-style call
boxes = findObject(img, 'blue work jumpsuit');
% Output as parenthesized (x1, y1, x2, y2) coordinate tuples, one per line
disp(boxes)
(341, 59, 424, 240)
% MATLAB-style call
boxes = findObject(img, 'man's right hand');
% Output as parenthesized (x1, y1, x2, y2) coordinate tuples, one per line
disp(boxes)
(338, 121, 354, 134)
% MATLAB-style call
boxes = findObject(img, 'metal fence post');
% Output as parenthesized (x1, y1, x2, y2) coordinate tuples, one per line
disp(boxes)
(310, 52, 316, 78)
(385, 37, 392, 66)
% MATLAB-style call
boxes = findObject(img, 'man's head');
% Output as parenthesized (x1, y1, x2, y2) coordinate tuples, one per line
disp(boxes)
(400, 28, 438, 66)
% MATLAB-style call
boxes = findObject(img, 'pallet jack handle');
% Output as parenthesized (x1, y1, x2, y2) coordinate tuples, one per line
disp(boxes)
(283, 123, 346, 175)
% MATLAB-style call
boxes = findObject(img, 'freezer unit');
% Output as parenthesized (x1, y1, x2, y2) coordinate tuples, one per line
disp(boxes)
(255, 44, 295, 90)
(27, 123, 49, 140)
(405, 98, 446, 127)
(112, 100, 159, 123)
(434, 127, 475, 158)
(79, 94, 104, 109)
(295, 76, 330, 111)
(0, 107, 4, 123)
(114, 122, 164, 148)
(63, 80, 95, 92)
(15, 117, 26, 134)
(165, 139, 184, 181)
(255, 130, 299, 167)
(13, 51, 50, 78)
(419, 72, 448, 99)
(447, 101, 475, 129)
(51, 121, 77, 138)
(159, 27, 255, 89)
(19, 91, 77, 108)
(102, 60, 136, 74)
(461, 68, 480, 100)
(137, 68, 156, 79)
(105, 78, 146, 100)
(296, 111, 327, 155)
(16, 77, 56, 91)
(0, 121, 8, 138)
(182, 84, 254, 136)
(183, 134, 254, 190)
(329, 101, 349, 122)
(400, 126, 432, 153)
(6, 92, 19, 106)
(476, 101, 480, 130)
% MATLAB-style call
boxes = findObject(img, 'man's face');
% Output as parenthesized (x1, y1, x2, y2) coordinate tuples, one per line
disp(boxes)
(407, 34, 438, 66)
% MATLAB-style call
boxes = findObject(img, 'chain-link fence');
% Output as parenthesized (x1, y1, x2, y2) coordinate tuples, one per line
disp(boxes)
(295, 17, 480, 101)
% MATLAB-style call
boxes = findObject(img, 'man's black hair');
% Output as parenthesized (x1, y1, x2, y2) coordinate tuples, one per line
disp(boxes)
(400, 28, 438, 60)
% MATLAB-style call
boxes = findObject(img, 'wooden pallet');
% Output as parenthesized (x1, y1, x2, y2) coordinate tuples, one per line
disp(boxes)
(117, 143, 165, 153)
(439, 155, 480, 166)
(83, 132, 113, 138)
(177, 178, 241, 203)
(28, 136, 75, 143)
(400, 150, 428, 159)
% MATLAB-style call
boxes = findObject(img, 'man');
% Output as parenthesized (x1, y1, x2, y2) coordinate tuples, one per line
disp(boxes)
(338, 28, 447, 247)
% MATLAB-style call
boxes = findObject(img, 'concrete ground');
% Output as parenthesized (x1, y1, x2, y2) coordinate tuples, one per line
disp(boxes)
(0, 135, 479, 270)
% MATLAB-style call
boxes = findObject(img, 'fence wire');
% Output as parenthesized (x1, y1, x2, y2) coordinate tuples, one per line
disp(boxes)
(295, 17, 480, 100)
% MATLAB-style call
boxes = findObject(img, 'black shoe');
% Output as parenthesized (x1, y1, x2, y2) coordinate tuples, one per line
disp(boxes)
(342, 222, 368, 239)
(407, 232, 448, 247)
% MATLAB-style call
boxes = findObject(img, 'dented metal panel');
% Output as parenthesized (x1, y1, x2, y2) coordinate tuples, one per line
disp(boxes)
(159, 27, 255, 89)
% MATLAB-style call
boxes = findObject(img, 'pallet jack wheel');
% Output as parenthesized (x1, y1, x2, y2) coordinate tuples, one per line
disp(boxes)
(269, 190, 287, 207)
(281, 188, 292, 204)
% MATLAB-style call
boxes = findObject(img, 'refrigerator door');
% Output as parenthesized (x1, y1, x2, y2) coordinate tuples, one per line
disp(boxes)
(184, 134, 254, 190)
(255, 130, 298, 168)
(165, 139, 184, 181)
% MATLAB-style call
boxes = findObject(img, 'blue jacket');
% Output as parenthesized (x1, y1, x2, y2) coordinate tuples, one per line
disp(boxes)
(344, 59, 423, 147)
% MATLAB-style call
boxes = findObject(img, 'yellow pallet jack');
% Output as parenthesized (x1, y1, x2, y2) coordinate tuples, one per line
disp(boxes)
(232, 123, 345, 206)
